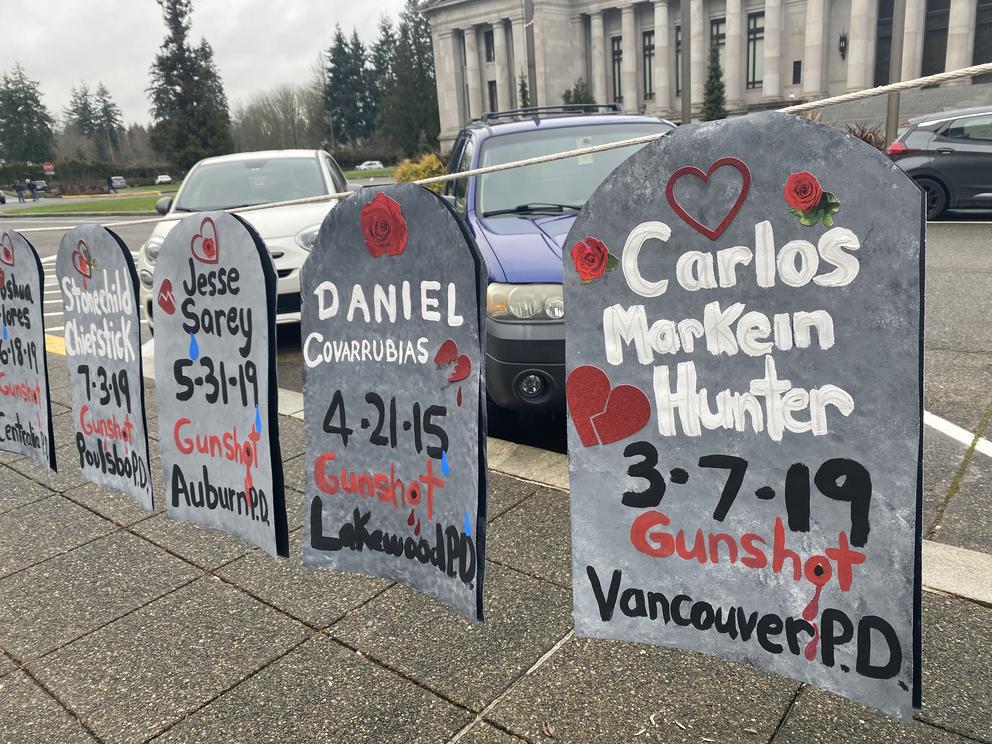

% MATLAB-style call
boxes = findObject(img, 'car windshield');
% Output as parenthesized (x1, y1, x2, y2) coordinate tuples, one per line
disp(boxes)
(476, 122, 671, 216)
(173, 156, 326, 211)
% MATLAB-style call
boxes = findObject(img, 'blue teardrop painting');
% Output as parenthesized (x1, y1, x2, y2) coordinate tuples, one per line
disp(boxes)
(440, 449, 450, 477)
(464, 509, 472, 536)
(188, 332, 199, 360)
(1, 324, 7, 342)
(254, 405, 262, 433)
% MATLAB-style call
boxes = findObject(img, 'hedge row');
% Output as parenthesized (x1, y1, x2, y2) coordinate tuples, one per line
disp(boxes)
(0, 160, 176, 187)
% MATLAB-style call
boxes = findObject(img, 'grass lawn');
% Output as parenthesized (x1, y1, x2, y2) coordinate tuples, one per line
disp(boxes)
(7, 195, 160, 215)
(343, 166, 397, 179)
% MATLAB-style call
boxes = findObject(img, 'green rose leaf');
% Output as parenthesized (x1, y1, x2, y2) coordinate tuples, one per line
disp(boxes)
(605, 253, 619, 273)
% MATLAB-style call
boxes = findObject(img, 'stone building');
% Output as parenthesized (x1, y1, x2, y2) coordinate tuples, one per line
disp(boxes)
(425, 0, 991, 153)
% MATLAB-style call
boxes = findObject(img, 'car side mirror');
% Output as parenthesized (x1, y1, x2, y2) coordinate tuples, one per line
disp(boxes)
(155, 196, 173, 215)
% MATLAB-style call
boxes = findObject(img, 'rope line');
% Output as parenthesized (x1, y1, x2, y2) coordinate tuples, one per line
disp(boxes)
(8, 62, 992, 235)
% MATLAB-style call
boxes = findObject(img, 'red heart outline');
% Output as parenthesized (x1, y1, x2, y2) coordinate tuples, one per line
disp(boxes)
(190, 216, 219, 264)
(665, 156, 751, 241)
(157, 278, 176, 315)
(566, 365, 651, 447)
(72, 240, 93, 279)
(0, 233, 14, 267)
(447, 354, 471, 383)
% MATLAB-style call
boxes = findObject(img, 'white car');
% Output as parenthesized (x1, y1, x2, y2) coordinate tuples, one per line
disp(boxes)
(355, 160, 384, 171)
(137, 149, 347, 331)
(110, 176, 127, 189)
(154, 174, 172, 185)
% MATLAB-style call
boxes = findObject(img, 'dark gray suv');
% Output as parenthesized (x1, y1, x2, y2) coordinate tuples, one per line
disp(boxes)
(887, 106, 992, 219)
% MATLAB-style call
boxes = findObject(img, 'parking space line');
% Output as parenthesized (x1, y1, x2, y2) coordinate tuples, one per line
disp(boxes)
(924, 410, 992, 458)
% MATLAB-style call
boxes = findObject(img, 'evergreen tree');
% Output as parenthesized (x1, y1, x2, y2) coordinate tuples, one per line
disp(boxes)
(147, 0, 233, 169)
(702, 43, 727, 121)
(562, 78, 594, 106)
(0, 63, 56, 162)
(367, 14, 396, 136)
(93, 83, 124, 161)
(518, 72, 531, 108)
(64, 83, 97, 139)
(324, 25, 366, 146)
(383, 0, 439, 155)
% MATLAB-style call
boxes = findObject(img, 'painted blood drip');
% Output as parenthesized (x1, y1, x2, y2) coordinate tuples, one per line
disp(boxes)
(407, 509, 415, 526)
(414, 517, 421, 536)
(802, 583, 824, 661)
(243, 424, 261, 509)
(456, 386, 462, 407)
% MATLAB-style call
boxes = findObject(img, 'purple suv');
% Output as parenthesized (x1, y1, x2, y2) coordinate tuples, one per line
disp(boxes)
(442, 105, 675, 417)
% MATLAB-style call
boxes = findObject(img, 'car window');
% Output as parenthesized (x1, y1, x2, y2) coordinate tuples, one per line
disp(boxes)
(452, 137, 474, 212)
(445, 136, 466, 196)
(173, 156, 327, 211)
(476, 121, 672, 216)
(943, 115, 992, 142)
(322, 153, 346, 192)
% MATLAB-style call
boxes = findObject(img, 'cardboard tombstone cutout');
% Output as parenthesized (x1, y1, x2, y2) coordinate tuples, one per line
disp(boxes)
(564, 112, 923, 721)
(56, 225, 153, 508)
(302, 184, 487, 620)
(153, 211, 288, 557)
(0, 230, 55, 469)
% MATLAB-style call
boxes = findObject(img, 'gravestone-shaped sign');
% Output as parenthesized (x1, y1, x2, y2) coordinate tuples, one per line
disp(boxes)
(57, 225, 152, 509)
(153, 211, 288, 557)
(564, 112, 923, 720)
(0, 230, 55, 469)
(302, 184, 487, 620)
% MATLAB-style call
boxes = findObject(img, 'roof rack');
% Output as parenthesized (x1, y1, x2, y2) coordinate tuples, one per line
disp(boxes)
(474, 103, 622, 125)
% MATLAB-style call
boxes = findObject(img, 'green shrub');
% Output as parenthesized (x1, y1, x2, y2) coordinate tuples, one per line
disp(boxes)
(394, 153, 446, 193)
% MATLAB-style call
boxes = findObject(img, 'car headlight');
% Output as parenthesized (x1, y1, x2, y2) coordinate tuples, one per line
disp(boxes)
(144, 236, 164, 264)
(487, 283, 564, 322)
(295, 224, 320, 251)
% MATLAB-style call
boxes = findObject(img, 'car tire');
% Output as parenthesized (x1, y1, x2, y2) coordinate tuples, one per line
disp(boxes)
(915, 177, 947, 220)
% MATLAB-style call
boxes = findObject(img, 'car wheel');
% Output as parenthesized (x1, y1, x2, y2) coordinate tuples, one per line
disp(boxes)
(915, 177, 947, 220)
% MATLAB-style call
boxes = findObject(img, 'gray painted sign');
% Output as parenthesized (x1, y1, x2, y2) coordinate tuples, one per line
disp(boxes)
(0, 229, 55, 469)
(302, 184, 487, 620)
(57, 225, 152, 509)
(564, 112, 923, 721)
(153, 211, 288, 557)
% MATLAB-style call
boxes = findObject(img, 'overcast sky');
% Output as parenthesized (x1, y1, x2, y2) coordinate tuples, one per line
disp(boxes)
(1, 0, 408, 126)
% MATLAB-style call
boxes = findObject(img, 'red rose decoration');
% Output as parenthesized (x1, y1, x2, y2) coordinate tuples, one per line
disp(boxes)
(570, 237, 611, 282)
(784, 171, 824, 212)
(202, 237, 216, 260)
(360, 192, 408, 257)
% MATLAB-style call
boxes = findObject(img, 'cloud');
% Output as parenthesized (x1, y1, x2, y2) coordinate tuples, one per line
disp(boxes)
(0, 0, 408, 125)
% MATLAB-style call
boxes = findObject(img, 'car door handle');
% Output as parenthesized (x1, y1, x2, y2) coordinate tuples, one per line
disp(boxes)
(935, 147, 955, 154)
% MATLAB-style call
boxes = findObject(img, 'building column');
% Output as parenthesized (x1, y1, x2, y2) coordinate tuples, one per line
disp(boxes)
(944, 0, 978, 85)
(690, 0, 706, 111)
(653, 0, 672, 114)
(846, 0, 873, 90)
(762, 0, 783, 99)
(494, 20, 512, 111)
(463, 26, 483, 117)
(590, 10, 608, 103)
(901, 0, 927, 80)
(802, 0, 827, 98)
(621, 5, 639, 111)
(572, 15, 588, 89)
(510, 16, 529, 105)
(432, 29, 464, 154)
(725, 0, 744, 109)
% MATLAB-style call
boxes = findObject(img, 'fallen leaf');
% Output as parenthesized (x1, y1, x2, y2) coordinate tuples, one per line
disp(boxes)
(541, 721, 557, 739)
